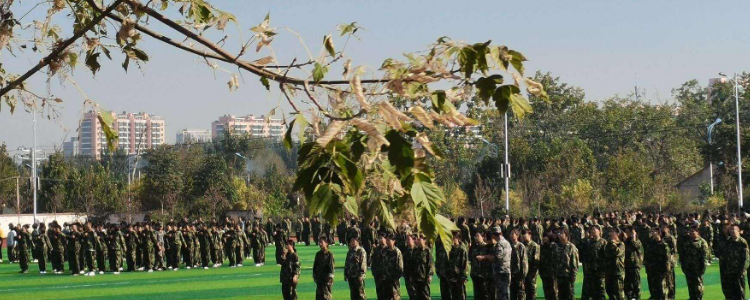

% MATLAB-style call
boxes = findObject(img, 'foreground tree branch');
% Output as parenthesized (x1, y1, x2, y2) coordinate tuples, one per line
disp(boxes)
(0, 0, 126, 99)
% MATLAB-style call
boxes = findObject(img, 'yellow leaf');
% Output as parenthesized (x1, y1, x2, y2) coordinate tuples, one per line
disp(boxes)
(316, 120, 345, 147)
(351, 76, 371, 110)
(408, 106, 434, 129)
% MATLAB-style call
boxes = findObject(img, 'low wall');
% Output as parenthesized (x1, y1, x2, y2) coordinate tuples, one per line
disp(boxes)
(0, 213, 87, 228)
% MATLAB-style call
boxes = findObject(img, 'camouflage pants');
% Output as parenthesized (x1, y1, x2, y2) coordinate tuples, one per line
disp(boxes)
(581, 272, 605, 300)
(97, 250, 107, 272)
(109, 250, 122, 272)
(84, 250, 95, 272)
(411, 279, 431, 300)
(18, 247, 29, 271)
(556, 276, 576, 300)
(720, 272, 745, 300)
(347, 277, 366, 300)
(540, 276, 557, 300)
(234, 245, 243, 265)
(315, 280, 332, 300)
(647, 271, 668, 300)
(604, 274, 624, 300)
(281, 281, 297, 300)
(447, 279, 467, 300)
(126, 249, 136, 271)
(471, 276, 489, 300)
(36, 248, 47, 272)
(494, 273, 511, 300)
(378, 279, 401, 300)
(51, 250, 64, 272)
(684, 272, 704, 300)
(510, 275, 525, 300)
(201, 247, 211, 267)
(524, 271, 537, 300)
(68, 248, 80, 274)
(439, 276, 451, 300)
(624, 268, 641, 300)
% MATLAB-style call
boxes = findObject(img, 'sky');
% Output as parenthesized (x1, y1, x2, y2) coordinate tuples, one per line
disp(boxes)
(1, 0, 749, 154)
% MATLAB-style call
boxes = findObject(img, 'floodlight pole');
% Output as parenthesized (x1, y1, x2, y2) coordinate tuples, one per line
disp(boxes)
(503, 112, 510, 213)
(721, 72, 743, 210)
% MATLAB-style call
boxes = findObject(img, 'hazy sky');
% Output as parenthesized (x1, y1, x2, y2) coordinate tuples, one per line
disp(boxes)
(1, 0, 749, 154)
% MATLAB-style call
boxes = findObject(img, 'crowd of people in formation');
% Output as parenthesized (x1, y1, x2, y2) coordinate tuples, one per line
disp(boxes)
(3, 211, 750, 300)
(278, 211, 747, 300)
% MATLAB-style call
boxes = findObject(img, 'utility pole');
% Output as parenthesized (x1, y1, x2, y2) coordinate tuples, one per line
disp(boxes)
(503, 112, 510, 213)
(720, 72, 743, 210)
(32, 102, 38, 224)
(16, 176, 20, 223)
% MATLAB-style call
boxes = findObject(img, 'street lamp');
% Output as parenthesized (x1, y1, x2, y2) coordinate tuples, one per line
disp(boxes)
(708, 118, 722, 195)
(720, 72, 743, 210)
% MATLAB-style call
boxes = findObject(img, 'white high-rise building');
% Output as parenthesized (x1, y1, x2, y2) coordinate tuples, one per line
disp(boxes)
(176, 129, 212, 144)
(211, 114, 286, 140)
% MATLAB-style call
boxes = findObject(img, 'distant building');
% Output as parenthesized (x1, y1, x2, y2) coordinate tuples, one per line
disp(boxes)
(675, 165, 717, 202)
(63, 137, 79, 157)
(708, 77, 729, 104)
(176, 129, 212, 144)
(78, 110, 165, 159)
(211, 114, 286, 140)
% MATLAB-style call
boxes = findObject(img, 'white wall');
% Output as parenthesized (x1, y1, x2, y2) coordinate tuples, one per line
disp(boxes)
(0, 213, 87, 228)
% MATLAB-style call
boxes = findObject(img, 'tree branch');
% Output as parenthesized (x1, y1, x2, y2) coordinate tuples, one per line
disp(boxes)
(126, 0, 391, 86)
(0, 0, 126, 99)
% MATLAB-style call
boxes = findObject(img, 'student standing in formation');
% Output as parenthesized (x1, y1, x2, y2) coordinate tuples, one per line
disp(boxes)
(344, 236, 367, 300)
(280, 239, 300, 300)
(312, 236, 335, 300)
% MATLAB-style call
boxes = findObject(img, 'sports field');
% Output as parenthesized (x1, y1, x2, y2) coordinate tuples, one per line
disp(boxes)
(0, 246, 728, 299)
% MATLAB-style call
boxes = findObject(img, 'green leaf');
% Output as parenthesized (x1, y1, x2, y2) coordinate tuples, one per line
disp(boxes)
(410, 174, 444, 214)
(457, 46, 476, 79)
(507, 49, 526, 75)
(259, 76, 270, 90)
(493, 85, 519, 114)
(308, 183, 339, 216)
(85, 52, 101, 75)
(323, 34, 336, 57)
(94, 106, 118, 152)
(333, 152, 364, 195)
(131, 48, 149, 61)
(385, 130, 414, 177)
(67, 53, 78, 69)
(313, 62, 328, 83)
(284, 118, 295, 150)
(472, 41, 491, 75)
(344, 196, 358, 216)
(510, 93, 533, 120)
(430, 90, 447, 113)
(475, 75, 503, 104)
(489, 46, 508, 71)
(338, 22, 360, 36)
(435, 214, 459, 254)
(377, 199, 395, 229)
(295, 114, 309, 144)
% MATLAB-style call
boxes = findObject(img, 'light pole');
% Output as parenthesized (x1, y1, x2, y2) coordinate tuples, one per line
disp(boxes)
(720, 72, 743, 210)
(503, 112, 510, 213)
(708, 118, 722, 195)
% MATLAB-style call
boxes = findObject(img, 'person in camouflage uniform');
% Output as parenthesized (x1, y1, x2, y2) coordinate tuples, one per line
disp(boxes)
(509, 229, 528, 300)
(719, 223, 749, 300)
(49, 224, 66, 273)
(312, 235, 335, 300)
(34, 223, 52, 274)
(604, 228, 625, 300)
(554, 229, 578, 300)
(280, 239, 300, 300)
(403, 234, 418, 299)
(108, 224, 125, 274)
(235, 224, 249, 266)
(302, 218, 311, 246)
(372, 232, 387, 299)
(519, 229, 539, 300)
(82, 223, 98, 275)
(294, 218, 303, 244)
(142, 223, 159, 272)
(378, 233, 404, 300)
(661, 225, 678, 300)
(681, 225, 710, 300)
(699, 218, 714, 264)
(645, 227, 670, 300)
(580, 226, 607, 300)
(250, 226, 265, 266)
(14, 225, 30, 273)
(344, 236, 367, 300)
(470, 231, 492, 300)
(623, 226, 643, 300)
(411, 234, 434, 300)
(198, 224, 212, 268)
(445, 231, 468, 300)
(274, 227, 288, 265)
(312, 217, 322, 245)
(540, 231, 558, 300)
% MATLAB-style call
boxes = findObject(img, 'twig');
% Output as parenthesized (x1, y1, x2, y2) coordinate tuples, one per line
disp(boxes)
(0, 0, 126, 99)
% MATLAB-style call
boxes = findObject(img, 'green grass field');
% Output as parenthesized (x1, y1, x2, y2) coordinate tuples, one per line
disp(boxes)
(0, 246, 731, 299)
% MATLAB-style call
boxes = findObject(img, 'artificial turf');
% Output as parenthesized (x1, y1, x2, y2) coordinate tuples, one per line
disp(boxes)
(0, 246, 731, 299)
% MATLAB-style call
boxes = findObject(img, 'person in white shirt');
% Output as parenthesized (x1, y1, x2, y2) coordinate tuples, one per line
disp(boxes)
(7, 223, 17, 263)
